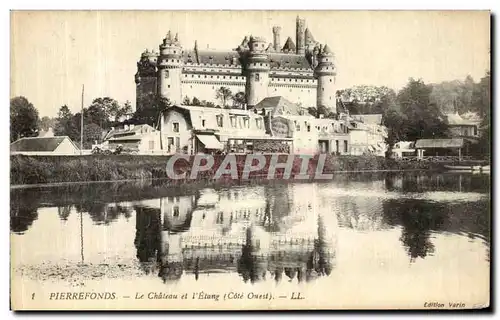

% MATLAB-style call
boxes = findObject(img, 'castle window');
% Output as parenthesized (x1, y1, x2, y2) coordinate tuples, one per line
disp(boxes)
(259, 63, 262, 66)
(255, 74, 260, 81)
(164, 70, 169, 78)
(330, 79, 332, 82)
(211, 76, 213, 78)
(172, 122, 179, 133)
(322, 88, 324, 91)
(167, 137, 174, 148)
(216, 115, 223, 127)
(223, 76, 226, 79)
(198, 75, 200, 78)
(168, 85, 171, 88)
(307, 125, 311, 132)
(230, 116, 236, 128)
(173, 50, 176, 54)
(173, 206, 179, 217)
(217, 76, 219, 79)
(201, 119, 206, 127)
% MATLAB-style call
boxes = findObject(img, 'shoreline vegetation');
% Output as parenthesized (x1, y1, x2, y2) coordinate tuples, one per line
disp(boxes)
(9, 154, 474, 187)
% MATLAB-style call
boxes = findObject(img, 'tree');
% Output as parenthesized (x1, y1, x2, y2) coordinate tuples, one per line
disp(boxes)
(54, 105, 81, 141)
(383, 104, 408, 157)
(132, 93, 171, 127)
(472, 71, 490, 120)
(10, 96, 40, 141)
(183, 96, 191, 105)
(307, 107, 318, 117)
(192, 97, 201, 106)
(233, 91, 246, 109)
(88, 97, 131, 125)
(205, 101, 216, 108)
(337, 85, 396, 114)
(39, 116, 57, 131)
(82, 123, 103, 149)
(215, 87, 232, 107)
(395, 78, 449, 142)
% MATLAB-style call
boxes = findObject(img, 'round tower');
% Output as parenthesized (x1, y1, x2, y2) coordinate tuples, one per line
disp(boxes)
(135, 49, 159, 111)
(158, 31, 183, 105)
(272, 26, 281, 52)
(314, 44, 337, 113)
(296, 16, 306, 55)
(245, 36, 270, 107)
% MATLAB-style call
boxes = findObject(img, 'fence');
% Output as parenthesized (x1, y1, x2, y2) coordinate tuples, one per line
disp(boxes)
(400, 155, 473, 162)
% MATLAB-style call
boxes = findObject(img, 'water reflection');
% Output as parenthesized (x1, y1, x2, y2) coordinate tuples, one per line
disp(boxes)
(10, 172, 490, 284)
(132, 184, 337, 284)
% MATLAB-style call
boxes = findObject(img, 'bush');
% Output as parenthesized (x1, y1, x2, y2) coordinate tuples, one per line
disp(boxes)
(10, 154, 440, 186)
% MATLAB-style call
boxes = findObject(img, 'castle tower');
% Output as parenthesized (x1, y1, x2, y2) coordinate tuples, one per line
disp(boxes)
(296, 16, 306, 55)
(135, 49, 159, 111)
(245, 36, 270, 107)
(158, 31, 183, 105)
(314, 44, 337, 113)
(272, 26, 281, 52)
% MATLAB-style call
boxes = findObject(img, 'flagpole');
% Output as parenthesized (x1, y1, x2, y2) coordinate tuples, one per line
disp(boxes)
(80, 84, 84, 155)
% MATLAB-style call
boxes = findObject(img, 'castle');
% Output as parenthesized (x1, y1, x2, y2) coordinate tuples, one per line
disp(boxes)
(134, 16, 337, 113)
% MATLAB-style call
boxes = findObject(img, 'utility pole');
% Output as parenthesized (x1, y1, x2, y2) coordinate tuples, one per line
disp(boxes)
(80, 84, 84, 155)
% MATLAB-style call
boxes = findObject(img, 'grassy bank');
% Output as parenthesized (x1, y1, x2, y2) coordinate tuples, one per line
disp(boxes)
(11, 154, 441, 186)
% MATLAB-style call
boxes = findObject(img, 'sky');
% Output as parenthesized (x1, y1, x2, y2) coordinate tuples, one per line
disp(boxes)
(10, 10, 490, 117)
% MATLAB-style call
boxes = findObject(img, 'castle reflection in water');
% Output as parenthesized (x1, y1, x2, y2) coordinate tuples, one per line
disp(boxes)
(133, 184, 337, 284)
(10, 172, 490, 283)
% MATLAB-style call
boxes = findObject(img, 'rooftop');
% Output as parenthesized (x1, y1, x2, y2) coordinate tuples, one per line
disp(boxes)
(414, 138, 464, 149)
(254, 96, 307, 116)
(10, 136, 79, 152)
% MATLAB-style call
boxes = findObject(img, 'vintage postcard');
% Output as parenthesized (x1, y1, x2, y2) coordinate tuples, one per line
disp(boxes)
(10, 10, 491, 310)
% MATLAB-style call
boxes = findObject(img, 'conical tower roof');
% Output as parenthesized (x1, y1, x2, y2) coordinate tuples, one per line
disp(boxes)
(322, 44, 333, 55)
(305, 28, 315, 44)
(282, 37, 296, 52)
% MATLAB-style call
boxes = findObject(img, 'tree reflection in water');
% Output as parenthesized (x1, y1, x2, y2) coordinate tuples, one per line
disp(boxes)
(383, 200, 446, 262)
(134, 206, 161, 275)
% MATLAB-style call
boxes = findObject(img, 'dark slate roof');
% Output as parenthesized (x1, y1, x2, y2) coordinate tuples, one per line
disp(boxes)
(268, 53, 311, 70)
(305, 28, 315, 44)
(10, 136, 78, 152)
(414, 138, 464, 149)
(322, 44, 333, 55)
(183, 49, 241, 66)
(282, 37, 296, 52)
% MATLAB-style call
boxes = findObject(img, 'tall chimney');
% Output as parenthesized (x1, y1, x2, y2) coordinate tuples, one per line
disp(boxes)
(296, 16, 306, 55)
(272, 26, 281, 52)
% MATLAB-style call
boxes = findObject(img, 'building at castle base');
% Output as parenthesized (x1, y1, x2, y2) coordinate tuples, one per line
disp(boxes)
(159, 96, 354, 155)
(135, 16, 336, 112)
(158, 96, 388, 156)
